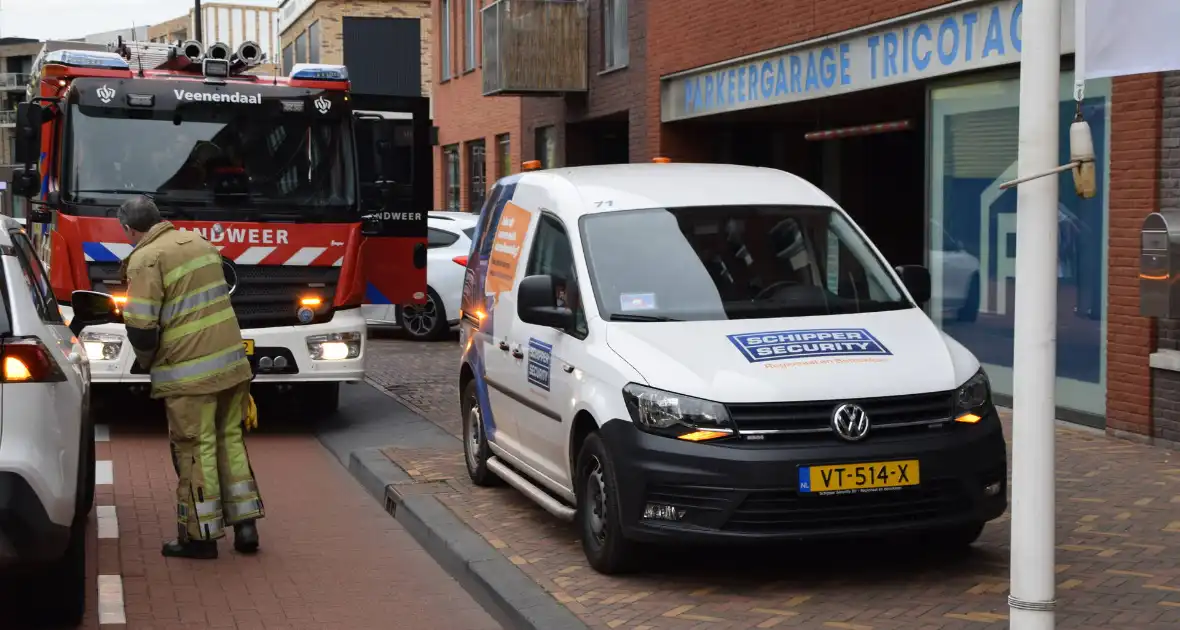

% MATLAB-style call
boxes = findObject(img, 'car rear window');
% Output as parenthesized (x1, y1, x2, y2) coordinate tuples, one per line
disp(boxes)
(463, 227, 475, 240)
(428, 227, 460, 249)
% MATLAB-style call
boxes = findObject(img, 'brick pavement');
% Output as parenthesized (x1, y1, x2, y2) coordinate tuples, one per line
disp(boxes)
(367, 336, 1180, 629)
(366, 332, 463, 438)
(95, 396, 500, 630)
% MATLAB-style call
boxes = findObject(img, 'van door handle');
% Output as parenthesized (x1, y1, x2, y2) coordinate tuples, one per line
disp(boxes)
(561, 363, 574, 373)
(498, 341, 510, 351)
(511, 348, 524, 360)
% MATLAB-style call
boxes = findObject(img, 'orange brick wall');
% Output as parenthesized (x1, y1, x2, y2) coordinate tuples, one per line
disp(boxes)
(1107, 74, 1162, 436)
(431, 0, 521, 211)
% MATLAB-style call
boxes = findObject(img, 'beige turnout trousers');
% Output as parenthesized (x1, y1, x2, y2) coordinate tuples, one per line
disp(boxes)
(165, 381, 265, 541)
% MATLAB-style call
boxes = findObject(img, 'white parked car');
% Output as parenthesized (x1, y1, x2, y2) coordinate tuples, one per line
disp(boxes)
(363, 211, 478, 341)
(0, 218, 108, 626)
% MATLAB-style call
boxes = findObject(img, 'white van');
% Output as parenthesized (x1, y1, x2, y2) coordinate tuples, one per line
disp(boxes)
(457, 162, 1007, 574)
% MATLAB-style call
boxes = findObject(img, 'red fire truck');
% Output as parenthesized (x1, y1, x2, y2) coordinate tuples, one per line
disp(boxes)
(7, 38, 428, 413)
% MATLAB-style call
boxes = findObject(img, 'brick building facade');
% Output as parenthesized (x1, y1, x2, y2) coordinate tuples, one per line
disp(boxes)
(431, 0, 519, 213)
(378, 0, 1168, 440)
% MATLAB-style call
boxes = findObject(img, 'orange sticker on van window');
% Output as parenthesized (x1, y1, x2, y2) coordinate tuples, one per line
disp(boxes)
(485, 202, 532, 296)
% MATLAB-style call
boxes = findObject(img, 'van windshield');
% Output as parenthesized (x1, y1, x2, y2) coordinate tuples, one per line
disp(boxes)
(579, 205, 913, 322)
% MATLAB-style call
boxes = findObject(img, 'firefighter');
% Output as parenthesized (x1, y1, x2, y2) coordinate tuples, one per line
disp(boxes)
(117, 195, 264, 559)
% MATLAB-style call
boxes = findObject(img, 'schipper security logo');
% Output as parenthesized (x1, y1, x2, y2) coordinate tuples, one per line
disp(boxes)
(96, 85, 116, 104)
(314, 96, 331, 114)
(527, 338, 552, 392)
(173, 89, 262, 104)
(727, 328, 892, 363)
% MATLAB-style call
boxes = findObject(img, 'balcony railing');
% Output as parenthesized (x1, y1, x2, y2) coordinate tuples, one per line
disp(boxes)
(0, 110, 16, 126)
(482, 0, 588, 96)
(0, 74, 28, 91)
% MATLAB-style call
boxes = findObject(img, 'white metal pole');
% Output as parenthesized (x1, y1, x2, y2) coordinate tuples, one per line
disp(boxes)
(1009, 0, 1061, 628)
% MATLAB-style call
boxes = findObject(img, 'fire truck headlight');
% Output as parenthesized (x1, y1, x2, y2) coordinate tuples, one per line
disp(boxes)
(81, 332, 123, 361)
(306, 332, 362, 361)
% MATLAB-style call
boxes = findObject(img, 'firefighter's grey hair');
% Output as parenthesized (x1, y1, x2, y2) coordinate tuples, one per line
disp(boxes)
(116, 195, 163, 233)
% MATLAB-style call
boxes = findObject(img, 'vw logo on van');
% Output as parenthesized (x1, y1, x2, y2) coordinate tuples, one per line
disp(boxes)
(831, 403, 870, 442)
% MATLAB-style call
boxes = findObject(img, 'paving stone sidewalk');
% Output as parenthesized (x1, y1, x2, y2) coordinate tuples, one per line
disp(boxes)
(102, 394, 500, 630)
(367, 336, 1180, 629)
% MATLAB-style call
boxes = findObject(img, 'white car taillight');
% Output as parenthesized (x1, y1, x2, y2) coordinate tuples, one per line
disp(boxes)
(2, 337, 68, 383)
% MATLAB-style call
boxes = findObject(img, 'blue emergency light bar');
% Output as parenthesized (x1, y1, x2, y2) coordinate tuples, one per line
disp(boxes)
(44, 50, 131, 71)
(289, 63, 348, 82)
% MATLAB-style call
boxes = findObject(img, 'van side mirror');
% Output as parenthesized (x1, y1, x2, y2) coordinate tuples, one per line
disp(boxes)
(68, 290, 124, 337)
(518, 275, 573, 329)
(895, 265, 931, 305)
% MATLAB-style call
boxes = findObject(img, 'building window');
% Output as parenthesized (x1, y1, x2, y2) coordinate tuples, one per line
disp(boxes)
(282, 44, 293, 72)
(308, 21, 321, 64)
(535, 126, 557, 169)
(464, 0, 477, 71)
(603, 0, 628, 70)
(295, 32, 308, 64)
(927, 71, 1111, 418)
(467, 140, 487, 213)
(440, 0, 453, 80)
(496, 133, 511, 179)
(443, 145, 460, 210)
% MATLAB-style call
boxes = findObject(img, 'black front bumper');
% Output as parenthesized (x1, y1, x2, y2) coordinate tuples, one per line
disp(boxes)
(599, 409, 1008, 544)
(0, 473, 72, 566)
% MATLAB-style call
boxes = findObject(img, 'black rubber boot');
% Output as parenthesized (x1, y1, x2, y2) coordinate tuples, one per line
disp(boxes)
(234, 520, 259, 554)
(161, 539, 218, 559)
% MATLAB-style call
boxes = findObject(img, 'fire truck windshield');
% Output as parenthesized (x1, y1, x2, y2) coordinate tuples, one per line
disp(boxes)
(63, 102, 356, 222)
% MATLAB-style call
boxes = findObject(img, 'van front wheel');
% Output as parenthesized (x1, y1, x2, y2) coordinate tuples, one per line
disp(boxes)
(576, 433, 637, 574)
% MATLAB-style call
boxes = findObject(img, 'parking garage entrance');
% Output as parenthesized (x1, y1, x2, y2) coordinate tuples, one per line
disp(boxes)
(662, 81, 929, 272)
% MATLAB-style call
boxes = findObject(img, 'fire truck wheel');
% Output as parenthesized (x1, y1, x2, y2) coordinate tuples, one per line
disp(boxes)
(399, 287, 448, 342)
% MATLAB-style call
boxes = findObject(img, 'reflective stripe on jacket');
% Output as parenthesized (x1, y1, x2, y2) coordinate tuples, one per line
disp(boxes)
(123, 222, 252, 398)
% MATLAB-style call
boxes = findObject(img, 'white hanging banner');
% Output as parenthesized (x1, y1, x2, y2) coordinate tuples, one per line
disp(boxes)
(1082, 0, 1180, 79)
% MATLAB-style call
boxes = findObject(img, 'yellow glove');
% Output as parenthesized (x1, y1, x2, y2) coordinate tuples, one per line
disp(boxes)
(244, 394, 259, 431)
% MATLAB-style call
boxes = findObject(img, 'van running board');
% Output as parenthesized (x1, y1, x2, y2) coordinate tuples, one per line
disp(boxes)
(486, 456, 576, 522)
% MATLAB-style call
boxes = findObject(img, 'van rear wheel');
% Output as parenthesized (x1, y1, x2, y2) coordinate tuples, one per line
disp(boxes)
(576, 433, 638, 574)
(462, 380, 501, 486)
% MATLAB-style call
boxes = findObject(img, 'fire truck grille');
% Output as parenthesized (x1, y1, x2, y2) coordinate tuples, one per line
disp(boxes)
(86, 262, 342, 328)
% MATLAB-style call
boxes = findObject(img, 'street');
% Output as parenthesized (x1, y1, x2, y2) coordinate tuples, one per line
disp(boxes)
(2, 332, 1178, 629)
(366, 334, 1180, 630)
